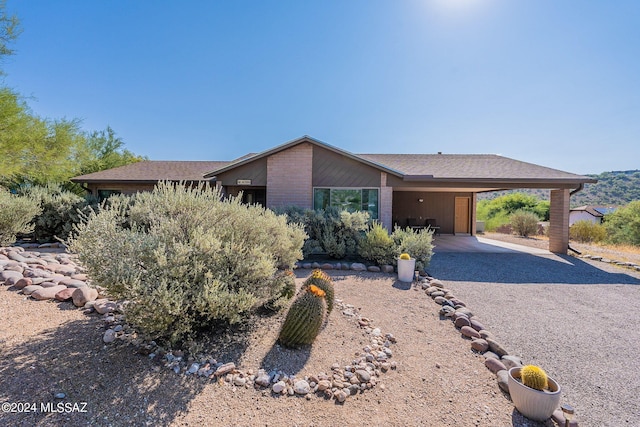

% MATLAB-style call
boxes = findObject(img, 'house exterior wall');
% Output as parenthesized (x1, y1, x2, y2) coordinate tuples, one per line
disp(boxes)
(569, 211, 599, 225)
(392, 191, 474, 234)
(549, 189, 570, 253)
(216, 158, 267, 187)
(312, 146, 381, 187)
(266, 142, 313, 210)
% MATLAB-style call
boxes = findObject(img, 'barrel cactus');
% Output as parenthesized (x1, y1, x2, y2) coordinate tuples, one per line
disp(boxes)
(278, 285, 327, 348)
(301, 269, 335, 314)
(520, 365, 549, 391)
(399, 253, 411, 260)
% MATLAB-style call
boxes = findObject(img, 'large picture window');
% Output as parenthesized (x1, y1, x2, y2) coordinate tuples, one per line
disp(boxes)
(313, 188, 378, 219)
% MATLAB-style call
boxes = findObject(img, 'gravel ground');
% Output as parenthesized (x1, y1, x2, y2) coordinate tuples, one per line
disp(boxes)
(431, 235, 640, 427)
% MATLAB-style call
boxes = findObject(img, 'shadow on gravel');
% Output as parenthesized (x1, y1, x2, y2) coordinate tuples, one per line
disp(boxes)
(0, 310, 206, 427)
(430, 252, 640, 285)
(259, 342, 311, 376)
(511, 408, 554, 427)
(391, 280, 412, 290)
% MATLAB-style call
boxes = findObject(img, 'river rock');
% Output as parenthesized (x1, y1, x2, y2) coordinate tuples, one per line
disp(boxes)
(460, 325, 481, 339)
(293, 380, 310, 395)
(72, 287, 98, 307)
(496, 370, 510, 393)
(351, 263, 366, 271)
(1, 270, 23, 284)
(470, 319, 486, 332)
(214, 362, 236, 376)
(381, 265, 394, 273)
(484, 357, 507, 374)
(94, 300, 117, 314)
(13, 277, 32, 290)
(486, 338, 509, 357)
(103, 329, 116, 343)
(471, 339, 489, 352)
(22, 285, 43, 295)
(31, 285, 67, 300)
(272, 381, 286, 394)
(454, 316, 471, 328)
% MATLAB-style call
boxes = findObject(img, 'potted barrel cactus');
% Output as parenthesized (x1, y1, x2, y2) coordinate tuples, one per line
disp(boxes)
(397, 253, 416, 282)
(508, 365, 562, 421)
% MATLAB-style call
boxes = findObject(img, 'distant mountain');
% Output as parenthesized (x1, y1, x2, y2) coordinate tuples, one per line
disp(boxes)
(478, 170, 640, 207)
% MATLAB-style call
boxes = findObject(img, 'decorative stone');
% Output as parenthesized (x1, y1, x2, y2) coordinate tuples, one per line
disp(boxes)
(94, 299, 117, 314)
(381, 265, 394, 273)
(367, 265, 381, 272)
(254, 372, 271, 387)
(21, 285, 43, 295)
(486, 338, 509, 357)
(484, 357, 507, 374)
(471, 339, 489, 352)
(34, 286, 71, 301)
(355, 369, 371, 383)
(455, 307, 473, 318)
(483, 351, 499, 360)
(433, 296, 447, 305)
(454, 316, 471, 328)
(272, 381, 286, 394)
(54, 287, 75, 301)
(320, 263, 333, 270)
(1, 270, 23, 284)
(479, 330, 492, 339)
(501, 355, 523, 369)
(72, 287, 98, 307)
(293, 380, 310, 395)
(460, 325, 481, 339)
(496, 369, 510, 393)
(214, 362, 236, 376)
(470, 319, 486, 332)
(334, 390, 348, 403)
(350, 263, 366, 271)
(429, 279, 444, 288)
(13, 277, 32, 290)
(103, 329, 116, 343)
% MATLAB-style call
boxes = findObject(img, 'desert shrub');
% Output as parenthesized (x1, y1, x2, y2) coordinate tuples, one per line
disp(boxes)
(359, 222, 397, 265)
(604, 201, 640, 246)
(570, 220, 607, 243)
(21, 183, 95, 243)
(67, 182, 306, 347)
(392, 226, 434, 271)
(510, 210, 540, 237)
(278, 206, 369, 259)
(0, 189, 42, 245)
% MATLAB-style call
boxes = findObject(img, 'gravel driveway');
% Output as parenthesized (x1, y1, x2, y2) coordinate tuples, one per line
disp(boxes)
(429, 249, 640, 427)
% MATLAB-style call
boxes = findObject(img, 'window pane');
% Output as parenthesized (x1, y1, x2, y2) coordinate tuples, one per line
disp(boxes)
(363, 189, 379, 219)
(330, 189, 361, 213)
(313, 188, 330, 210)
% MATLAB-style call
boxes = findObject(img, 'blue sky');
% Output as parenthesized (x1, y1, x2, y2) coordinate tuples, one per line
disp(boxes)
(3, 0, 639, 174)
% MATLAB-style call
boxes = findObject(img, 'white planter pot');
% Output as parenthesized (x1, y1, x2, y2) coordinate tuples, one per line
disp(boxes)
(397, 258, 416, 282)
(508, 367, 562, 421)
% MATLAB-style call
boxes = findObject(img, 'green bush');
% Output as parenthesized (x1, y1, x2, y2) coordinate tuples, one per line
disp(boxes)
(278, 206, 369, 259)
(392, 226, 434, 271)
(21, 184, 95, 243)
(570, 220, 607, 243)
(67, 182, 307, 348)
(509, 210, 540, 237)
(0, 189, 42, 245)
(359, 222, 397, 265)
(604, 201, 640, 246)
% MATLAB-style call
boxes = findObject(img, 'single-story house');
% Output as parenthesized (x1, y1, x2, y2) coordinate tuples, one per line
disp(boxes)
(71, 135, 597, 254)
(569, 205, 616, 226)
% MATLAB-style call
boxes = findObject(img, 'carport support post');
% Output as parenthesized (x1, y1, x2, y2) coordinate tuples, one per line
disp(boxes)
(549, 189, 570, 254)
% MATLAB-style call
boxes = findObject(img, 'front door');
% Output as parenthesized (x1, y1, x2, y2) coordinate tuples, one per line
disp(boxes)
(454, 197, 470, 234)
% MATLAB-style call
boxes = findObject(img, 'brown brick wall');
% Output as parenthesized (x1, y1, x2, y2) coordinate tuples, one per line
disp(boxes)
(266, 142, 313, 210)
(549, 189, 570, 254)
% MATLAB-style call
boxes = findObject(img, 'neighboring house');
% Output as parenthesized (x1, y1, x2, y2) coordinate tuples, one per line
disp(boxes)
(569, 205, 617, 225)
(71, 135, 597, 254)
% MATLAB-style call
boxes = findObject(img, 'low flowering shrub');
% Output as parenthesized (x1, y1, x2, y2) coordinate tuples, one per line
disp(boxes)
(570, 220, 607, 243)
(359, 222, 397, 265)
(68, 182, 307, 348)
(0, 189, 42, 245)
(392, 227, 434, 271)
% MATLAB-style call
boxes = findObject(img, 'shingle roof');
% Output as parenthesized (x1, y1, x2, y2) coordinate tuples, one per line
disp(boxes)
(356, 153, 593, 181)
(71, 161, 229, 183)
